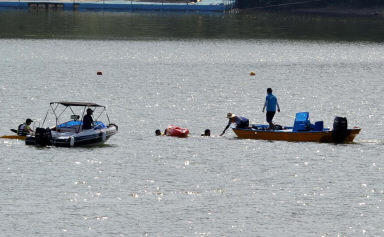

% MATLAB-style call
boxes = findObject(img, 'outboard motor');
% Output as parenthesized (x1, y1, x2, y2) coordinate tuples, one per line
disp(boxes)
(35, 127, 52, 146)
(332, 116, 348, 143)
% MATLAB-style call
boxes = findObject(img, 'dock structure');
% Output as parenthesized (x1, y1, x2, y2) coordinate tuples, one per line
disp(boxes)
(0, 0, 237, 12)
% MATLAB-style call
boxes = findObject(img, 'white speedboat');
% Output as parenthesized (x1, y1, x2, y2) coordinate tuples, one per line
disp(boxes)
(25, 102, 118, 147)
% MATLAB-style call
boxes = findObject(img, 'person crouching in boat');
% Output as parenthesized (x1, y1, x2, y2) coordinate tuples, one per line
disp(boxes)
(82, 108, 94, 130)
(220, 113, 249, 136)
(17, 118, 34, 135)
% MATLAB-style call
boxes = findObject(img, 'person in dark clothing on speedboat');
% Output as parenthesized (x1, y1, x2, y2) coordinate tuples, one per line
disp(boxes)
(220, 113, 249, 136)
(262, 88, 280, 130)
(82, 108, 94, 130)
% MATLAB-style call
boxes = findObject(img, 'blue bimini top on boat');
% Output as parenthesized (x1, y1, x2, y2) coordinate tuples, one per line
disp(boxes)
(57, 120, 106, 129)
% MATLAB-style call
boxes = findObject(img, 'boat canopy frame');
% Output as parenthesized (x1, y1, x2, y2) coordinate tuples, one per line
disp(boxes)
(41, 101, 111, 131)
(50, 101, 105, 107)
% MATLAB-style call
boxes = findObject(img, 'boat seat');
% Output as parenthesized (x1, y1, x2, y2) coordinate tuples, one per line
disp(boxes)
(57, 125, 82, 133)
(293, 112, 312, 132)
(313, 121, 324, 131)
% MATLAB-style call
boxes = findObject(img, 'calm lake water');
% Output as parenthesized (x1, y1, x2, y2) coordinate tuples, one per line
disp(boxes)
(1, 10, 384, 236)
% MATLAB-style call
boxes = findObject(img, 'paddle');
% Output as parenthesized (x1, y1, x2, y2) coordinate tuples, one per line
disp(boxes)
(10, 129, 17, 134)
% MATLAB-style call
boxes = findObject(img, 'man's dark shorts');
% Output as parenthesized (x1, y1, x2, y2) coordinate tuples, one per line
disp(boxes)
(236, 120, 249, 129)
(266, 111, 276, 123)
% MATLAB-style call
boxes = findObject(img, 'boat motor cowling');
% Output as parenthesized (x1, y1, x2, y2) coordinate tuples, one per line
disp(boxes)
(332, 116, 348, 143)
(35, 127, 52, 146)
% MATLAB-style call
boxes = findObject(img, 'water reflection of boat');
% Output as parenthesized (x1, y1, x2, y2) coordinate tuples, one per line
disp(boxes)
(232, 112, 361, 143)
(25, 102, 118, 147)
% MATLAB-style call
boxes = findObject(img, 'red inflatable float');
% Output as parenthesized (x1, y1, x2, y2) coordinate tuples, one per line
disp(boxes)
(165, 125, 189, 138)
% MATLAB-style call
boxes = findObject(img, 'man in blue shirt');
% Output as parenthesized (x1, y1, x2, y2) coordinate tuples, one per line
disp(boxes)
(262, 88, 280, 129)
(220, 113, 249, 136)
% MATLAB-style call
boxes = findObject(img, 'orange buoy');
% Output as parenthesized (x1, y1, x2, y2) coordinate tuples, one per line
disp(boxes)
(250, 71, 256, 76)
(97, 71, 102, 75)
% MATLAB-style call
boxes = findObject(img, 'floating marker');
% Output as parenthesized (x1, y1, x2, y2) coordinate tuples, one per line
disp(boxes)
(97, 71, 103, 75)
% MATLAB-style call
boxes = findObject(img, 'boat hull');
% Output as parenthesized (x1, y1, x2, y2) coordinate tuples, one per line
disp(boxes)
(26, 124, 118, 147)
(232, 127, 361, 143)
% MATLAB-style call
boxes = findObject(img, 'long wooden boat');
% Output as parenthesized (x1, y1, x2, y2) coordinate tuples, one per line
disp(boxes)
(232, 126, 361, 143)
(232, 112, 361, 143)
(1, 129, 27, 140)
(1, 135, 26, 140)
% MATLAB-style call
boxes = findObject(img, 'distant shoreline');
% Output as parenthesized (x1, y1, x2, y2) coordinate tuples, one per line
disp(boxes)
(241, 6, 384, 18)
